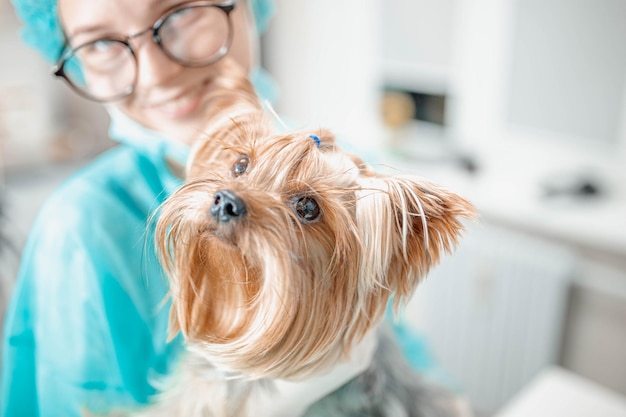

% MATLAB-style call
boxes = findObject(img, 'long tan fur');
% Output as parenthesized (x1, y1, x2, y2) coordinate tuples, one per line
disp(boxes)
(155, 58, 476, 385)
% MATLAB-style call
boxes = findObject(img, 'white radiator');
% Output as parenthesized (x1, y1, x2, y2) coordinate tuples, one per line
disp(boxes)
(405, 223, 575, 416)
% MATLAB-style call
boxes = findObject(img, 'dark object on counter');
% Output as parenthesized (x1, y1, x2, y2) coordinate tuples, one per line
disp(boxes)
(542, 176, 603, 199)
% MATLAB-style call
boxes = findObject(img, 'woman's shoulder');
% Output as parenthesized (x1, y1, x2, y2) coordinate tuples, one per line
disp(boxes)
(18, 147, 167, 272)
(40, 146, 166, 227)
(71, 145, 162, 194)
(19, 146, 170, 302)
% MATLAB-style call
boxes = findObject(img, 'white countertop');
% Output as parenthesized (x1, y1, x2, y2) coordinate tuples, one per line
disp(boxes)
(494, 367, 626, 417)
(379, 137, 626, 259)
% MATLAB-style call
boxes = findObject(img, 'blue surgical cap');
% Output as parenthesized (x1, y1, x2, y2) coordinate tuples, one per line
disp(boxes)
(11, 0, 276, 64)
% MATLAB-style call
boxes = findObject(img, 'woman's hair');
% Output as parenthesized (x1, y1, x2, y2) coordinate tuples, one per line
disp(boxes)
(11, 0, 276, 64)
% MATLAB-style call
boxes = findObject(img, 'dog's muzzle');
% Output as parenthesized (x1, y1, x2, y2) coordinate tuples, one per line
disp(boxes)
(211, 189, 247, 223)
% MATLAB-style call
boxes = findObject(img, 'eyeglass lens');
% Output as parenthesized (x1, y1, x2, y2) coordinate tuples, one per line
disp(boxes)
(61, 4, 232, 101)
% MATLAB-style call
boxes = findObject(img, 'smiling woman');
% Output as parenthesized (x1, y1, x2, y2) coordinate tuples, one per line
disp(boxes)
(1, 0, 458, 415)
(54, 2, 238, 102)
(54, 0, 255, 143)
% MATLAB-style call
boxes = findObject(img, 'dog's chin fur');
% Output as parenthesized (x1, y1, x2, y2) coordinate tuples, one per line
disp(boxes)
(153, 58, 476, 384)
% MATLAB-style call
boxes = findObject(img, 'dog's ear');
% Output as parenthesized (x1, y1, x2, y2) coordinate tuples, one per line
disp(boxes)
(355, 175, 476, 305)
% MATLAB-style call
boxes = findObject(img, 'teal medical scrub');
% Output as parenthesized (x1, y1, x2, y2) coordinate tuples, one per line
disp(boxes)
(2, 113, 189, 416)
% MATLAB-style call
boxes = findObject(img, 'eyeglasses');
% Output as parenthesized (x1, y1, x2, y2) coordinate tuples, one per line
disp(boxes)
(52, 1, 237, 102)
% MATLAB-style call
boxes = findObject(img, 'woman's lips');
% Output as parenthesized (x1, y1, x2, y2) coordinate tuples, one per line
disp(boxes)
(150, 88, 204, 119)
(146, 78, 216, 120)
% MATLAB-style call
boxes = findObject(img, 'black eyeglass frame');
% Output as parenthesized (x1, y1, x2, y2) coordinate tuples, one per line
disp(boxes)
(52, 0, 238, 102)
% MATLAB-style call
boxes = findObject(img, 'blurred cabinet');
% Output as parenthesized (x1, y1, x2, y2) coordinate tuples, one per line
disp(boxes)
(406, 223, 574, 416)
(0, 6, 58, 168)
(405, 219, 626, 416)
(382, 0, 456, 95)
(0, 3, 111, 171)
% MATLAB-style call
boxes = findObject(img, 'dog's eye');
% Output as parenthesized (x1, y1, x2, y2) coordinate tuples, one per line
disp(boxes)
(294, 197, 321, 222)
(232, 155, 250, 177)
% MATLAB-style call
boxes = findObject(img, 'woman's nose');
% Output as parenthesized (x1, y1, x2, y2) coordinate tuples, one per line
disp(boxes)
(133, 37, 181, 90)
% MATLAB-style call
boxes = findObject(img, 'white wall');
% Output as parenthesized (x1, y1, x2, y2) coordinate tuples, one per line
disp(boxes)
(262, 0, 384, 152)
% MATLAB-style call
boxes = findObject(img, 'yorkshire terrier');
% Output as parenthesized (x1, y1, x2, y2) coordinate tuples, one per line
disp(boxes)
(139, 58, 475, 416)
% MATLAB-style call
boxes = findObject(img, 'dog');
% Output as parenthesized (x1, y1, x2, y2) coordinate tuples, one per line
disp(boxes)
(138, 58, 476, 416)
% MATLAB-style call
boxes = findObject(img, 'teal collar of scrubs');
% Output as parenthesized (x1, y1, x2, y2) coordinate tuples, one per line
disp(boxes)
(107, 106, 189, 194)
(107, 107, 190, 165)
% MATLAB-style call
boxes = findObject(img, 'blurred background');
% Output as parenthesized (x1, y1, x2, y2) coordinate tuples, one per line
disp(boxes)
(1, 0, 626, 415)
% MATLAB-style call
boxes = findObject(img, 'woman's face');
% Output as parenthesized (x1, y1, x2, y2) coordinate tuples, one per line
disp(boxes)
(58, 0, 256, 144)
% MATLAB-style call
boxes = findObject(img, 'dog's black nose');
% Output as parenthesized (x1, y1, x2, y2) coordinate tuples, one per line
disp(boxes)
(211, 190, 247, 222)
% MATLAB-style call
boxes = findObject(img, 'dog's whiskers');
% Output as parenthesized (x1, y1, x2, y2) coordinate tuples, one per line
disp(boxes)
(263, 100, 289, 131)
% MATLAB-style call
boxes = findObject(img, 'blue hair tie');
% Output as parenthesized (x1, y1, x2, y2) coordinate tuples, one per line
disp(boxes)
(308, 134, 321, 148)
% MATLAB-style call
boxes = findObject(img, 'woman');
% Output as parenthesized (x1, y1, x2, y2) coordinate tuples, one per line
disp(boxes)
(2, 0, 449, 415)
(1, 1, 380, 415)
